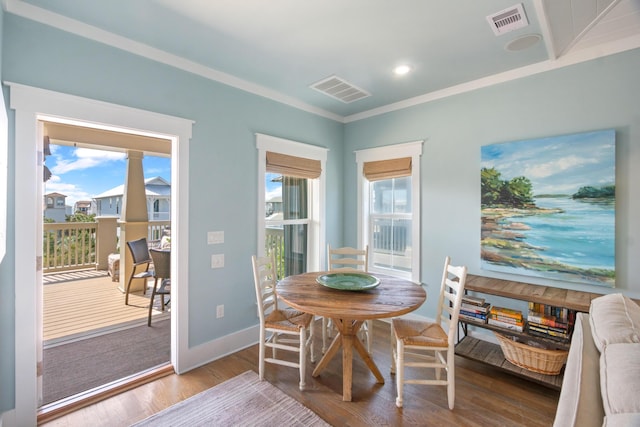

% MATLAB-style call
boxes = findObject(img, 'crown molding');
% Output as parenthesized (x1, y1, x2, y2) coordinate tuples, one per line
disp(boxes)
(3, 0, 344, 123)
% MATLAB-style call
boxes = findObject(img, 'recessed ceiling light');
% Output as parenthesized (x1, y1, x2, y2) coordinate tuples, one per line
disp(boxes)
(505, 34, 542, 51)
(394, 65, 412, 76)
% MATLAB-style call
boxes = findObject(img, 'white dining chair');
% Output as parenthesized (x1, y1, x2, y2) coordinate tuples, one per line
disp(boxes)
(390, 256, 468, 409)
(252, 254, 315, 390)
(324, 245, 372, 354)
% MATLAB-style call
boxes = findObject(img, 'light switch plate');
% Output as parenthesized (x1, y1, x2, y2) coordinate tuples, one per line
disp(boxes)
(211, 254, 224, 269)
(207, 231, 224, 244)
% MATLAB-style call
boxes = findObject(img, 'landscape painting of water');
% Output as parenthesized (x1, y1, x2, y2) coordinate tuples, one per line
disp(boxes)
(481, 129, 615, 287)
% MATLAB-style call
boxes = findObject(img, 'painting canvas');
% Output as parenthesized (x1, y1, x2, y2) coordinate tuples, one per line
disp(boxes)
(480, 129, 615, 287)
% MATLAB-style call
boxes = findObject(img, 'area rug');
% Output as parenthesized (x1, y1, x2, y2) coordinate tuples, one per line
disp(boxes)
(43, 318, 170, 405)
(132, 370, 330, 427)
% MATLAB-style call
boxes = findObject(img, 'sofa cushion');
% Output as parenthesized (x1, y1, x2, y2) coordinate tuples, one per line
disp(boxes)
(589, 293, 640, 353)
(600, 342, 640, 416)
(603, 413, 640, 427)
(553, 313, 604, 427)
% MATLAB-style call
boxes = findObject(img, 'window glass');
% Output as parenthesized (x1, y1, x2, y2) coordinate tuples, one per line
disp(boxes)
(265, 173, 309, 278)
(370, 177, 412, 273)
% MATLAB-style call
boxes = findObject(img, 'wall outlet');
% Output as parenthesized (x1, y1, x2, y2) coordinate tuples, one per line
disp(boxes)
(211, 254, 224, 268)
(207, 231, 224, 244)
(216, 304, 224, 318)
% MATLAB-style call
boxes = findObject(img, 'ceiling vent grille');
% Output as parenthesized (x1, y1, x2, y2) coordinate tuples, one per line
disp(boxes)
(487, 3, 528, 36)
(310, 75, 371, 103)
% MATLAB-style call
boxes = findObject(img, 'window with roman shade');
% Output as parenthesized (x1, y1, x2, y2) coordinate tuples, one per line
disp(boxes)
(257, 134, 328, 278)
(355, 142, 423, 282)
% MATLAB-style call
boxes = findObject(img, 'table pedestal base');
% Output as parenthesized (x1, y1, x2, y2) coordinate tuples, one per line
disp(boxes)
(312, 318, 384, 401)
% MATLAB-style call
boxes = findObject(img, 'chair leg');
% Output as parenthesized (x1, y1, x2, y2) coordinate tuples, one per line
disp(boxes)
(365, 320, 373, 354)
(309, 318, 316, 363)
(258, 327, 266, 381)
(390, 325, 396, 375)
(299, 327, 307, 391)
(447, 349, 455, 410)
(395, 339, 404, 408)
(147, 278, 158, 327)
(125, 277, 134, 305)
(322, 317, 329, 353)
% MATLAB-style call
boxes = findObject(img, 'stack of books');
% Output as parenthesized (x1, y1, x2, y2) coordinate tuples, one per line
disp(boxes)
(488, 306, 524, 332)
(527, 302, 574, 342)
(459, 295, 491, 323)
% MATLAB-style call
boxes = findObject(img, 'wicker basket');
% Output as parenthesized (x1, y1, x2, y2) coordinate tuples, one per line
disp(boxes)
(494, 333, 568, 375)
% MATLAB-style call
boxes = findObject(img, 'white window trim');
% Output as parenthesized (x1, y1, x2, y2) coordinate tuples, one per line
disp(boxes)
(256, 133, 328, 272)
(355, 140, 423, 283)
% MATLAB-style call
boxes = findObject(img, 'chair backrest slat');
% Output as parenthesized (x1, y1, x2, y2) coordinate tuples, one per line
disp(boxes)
(435, 256, 468, 345)
(328, 245, 368, 272)
(252, 254, 280, 321)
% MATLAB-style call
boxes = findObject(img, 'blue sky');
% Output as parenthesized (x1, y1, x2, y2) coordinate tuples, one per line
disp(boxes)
(44, 144, 171, 207)
(481, 129, 615, 195)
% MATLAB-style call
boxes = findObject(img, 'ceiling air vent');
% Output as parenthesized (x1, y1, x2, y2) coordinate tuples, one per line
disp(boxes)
(486, 3, 528, 36)
(310, 75, 371, 103)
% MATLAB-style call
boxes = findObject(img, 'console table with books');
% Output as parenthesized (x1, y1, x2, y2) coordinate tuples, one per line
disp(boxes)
(455, 274, 604, 389)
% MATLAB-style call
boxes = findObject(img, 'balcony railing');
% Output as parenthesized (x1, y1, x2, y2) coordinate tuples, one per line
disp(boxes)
(43, 222, 98, 272)
(43, 220, 170, 273)
(265, 227, 285, 279)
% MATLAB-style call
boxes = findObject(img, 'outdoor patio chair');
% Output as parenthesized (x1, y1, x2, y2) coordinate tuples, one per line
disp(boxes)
(148, 248, 171, 326)
(125, 237, 154, 305)
(390, 256, 468, 409)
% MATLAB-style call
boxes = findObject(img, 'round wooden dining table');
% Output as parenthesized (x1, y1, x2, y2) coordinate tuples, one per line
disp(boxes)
(277, 271, 426, 401)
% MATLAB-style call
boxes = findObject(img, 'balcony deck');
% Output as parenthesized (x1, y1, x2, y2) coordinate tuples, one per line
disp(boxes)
(44, 269, 170, 345)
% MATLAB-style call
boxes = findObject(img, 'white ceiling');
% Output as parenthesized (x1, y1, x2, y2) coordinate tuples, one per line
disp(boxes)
(5, 0, 640, 122)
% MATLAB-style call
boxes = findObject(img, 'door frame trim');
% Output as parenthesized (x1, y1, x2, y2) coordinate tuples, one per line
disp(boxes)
(8, 82, 193, 426)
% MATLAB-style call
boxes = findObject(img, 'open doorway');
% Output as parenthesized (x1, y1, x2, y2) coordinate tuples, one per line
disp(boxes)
(11, 83, 192, 425)
(40, 133, 172, 406)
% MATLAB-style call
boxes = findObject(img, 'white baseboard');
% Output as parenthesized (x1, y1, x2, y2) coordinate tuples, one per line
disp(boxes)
(176, 325, 259, 374)
(1, 409, 16, 427)
(175, 315, 500, 376)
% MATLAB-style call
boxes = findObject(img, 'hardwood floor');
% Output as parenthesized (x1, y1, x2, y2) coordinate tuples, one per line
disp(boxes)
(41, 320, 560, 427)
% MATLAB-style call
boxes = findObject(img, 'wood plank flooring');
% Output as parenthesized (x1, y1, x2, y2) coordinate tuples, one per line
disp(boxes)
(42, 319, 560, 427)
(44, 272, 168, 343)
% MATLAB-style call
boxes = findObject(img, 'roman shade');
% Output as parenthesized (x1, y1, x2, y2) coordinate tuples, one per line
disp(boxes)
(266, 151, 321, 179)
(363, 157, 412, 181)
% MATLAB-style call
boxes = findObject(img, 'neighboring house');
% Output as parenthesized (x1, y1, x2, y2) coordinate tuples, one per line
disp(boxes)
(43, 192, 72, 222)
(74, 200, 94, 215)
(93, 176, 171, 221)
(266, 195, 282, 218)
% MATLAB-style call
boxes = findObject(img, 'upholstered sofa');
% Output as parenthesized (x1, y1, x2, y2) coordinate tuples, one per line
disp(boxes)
(553, 293, 640, 427)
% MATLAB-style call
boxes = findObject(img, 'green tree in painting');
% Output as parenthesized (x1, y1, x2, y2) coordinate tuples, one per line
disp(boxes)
(481, 167, 534, 208)
(572, 185, 615, 199)
(506, 176, 534, 207)
(481, 167, 503, 206)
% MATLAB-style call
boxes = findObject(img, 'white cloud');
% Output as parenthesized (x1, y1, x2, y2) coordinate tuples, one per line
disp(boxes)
(524, 155, 598, 178)
(45, 175, 93, 207)
(51, 148, 125, 174)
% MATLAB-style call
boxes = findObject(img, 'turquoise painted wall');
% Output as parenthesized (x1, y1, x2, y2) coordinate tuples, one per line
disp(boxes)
(343, 48, 640, 318)
(0, 14, 344, 411)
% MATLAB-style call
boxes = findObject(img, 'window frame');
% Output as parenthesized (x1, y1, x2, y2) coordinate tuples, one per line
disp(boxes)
(256, 133, 328, 272)
(355, 141, 423, 282)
